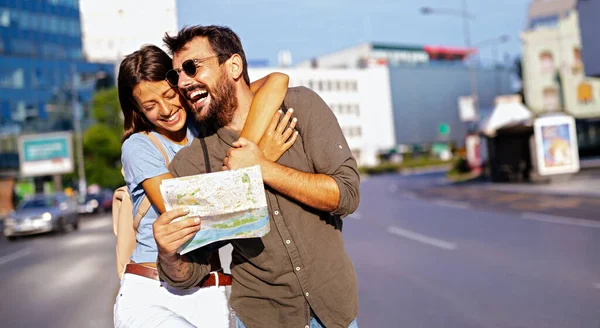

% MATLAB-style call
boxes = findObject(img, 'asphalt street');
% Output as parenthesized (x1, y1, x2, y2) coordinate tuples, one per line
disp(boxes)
(0, 172, 599, 327)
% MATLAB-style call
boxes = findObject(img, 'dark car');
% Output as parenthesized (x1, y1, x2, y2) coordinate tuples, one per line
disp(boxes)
(79, 190, 112, 215)
(3, 193, 79, 241)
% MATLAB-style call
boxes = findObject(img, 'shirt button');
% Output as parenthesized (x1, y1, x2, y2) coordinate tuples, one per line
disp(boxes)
(274, 210, 280, 215)
(295, 266, 301, 271)
(305, 292, 310, 297)
(285, 240, 291, 245)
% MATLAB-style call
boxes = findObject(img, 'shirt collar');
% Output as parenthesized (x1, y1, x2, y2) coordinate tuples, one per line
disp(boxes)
(216, 126, 240, 147)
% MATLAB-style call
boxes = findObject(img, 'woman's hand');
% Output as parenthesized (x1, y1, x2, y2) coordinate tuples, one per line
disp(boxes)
(258, 108, 298, 162)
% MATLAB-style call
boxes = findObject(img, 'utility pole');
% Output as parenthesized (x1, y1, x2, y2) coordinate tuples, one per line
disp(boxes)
(71, 63, 86, 201)
(462, 0, 479, 131)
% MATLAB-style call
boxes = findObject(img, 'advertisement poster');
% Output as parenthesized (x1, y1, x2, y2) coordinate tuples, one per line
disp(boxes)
(534, 115, 579, 176)
(18, 132, 74, 177)
(465, 134, 482, 170)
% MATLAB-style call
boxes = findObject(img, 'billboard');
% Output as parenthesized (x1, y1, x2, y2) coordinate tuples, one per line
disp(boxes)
(18, 132, 74, 177)
(533, 115, 579, 176)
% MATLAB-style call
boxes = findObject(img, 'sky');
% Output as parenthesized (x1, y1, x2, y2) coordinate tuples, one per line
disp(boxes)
(177, 0, 530, 66)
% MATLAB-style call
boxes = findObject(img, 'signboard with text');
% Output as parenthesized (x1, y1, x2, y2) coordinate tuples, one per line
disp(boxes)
(18, 132, 74, 177)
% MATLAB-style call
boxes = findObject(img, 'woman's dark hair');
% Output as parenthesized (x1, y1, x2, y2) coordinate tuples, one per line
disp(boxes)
(118, 45, 173, 142)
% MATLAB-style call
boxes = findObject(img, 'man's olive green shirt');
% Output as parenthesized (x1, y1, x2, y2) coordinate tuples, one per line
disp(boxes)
(158, 87, 360, 328)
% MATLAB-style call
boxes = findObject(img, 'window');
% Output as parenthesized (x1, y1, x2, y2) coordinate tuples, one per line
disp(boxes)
(355, 104, 360, 116)
(317, 81, 323, 92)
(308, 80, 314, 89)
(573, 48, 583, 74)
(543, 87, 560, 111)
(336, 81, 342, 91)
(539, 51, 554, 74)
(0, 9, 10, 27)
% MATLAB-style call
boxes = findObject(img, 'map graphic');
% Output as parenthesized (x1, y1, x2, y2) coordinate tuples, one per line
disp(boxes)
(160, 165, 270, 254)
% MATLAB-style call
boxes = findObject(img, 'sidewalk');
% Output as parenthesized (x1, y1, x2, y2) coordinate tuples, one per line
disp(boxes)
(482, 169, 600, 198)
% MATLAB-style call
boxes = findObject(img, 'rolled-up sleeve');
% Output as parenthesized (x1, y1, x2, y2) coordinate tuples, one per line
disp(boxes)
(330, 157, 360, 217)
(290, 87, 360, 217)
(157, 248, 212, 289)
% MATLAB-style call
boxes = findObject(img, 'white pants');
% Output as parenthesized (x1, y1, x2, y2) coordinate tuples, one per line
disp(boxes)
(114, 272, 230, 328)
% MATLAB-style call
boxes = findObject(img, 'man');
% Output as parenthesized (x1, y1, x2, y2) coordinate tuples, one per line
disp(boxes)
(153, 25, 360, 328)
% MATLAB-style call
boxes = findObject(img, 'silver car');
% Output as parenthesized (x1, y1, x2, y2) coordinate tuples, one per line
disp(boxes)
(3, 193, 79, 241)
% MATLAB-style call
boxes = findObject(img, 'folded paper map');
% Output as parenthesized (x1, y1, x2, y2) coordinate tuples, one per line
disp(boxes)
(160, 165, 270, 255)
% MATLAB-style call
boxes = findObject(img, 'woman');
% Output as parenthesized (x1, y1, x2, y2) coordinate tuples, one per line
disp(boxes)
(114, 45, 296, 327)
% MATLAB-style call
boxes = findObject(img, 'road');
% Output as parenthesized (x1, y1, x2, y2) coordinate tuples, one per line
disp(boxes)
(347, 172, 600, 327)
(1, 173, 599, 327)
(0, 215, 117, 328)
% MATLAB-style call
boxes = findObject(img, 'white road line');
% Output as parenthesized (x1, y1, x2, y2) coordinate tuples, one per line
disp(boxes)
(434, 199, 470, 210)
(387, 226, 457, 250)
(388, 184, 399, 193)
(0, 247, 33, 266)
(399, 192, 419, 200)
(521, 212, 600, 229)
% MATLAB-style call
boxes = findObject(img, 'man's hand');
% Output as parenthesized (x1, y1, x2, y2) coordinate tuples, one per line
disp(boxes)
(223, 138, 268, 171)
(153, 208, 200, 261)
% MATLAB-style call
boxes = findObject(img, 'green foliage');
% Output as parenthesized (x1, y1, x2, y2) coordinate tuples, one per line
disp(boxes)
(80, 87, 124, 189)
(91, 88, 122, 133)
(83, 123, 124, 189)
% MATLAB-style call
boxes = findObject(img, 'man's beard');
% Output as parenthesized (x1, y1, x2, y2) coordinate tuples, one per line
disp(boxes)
(187, 72, 237, 128)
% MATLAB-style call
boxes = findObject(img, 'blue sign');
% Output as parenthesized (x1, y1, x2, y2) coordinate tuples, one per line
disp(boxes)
(23, 137, 69, 162)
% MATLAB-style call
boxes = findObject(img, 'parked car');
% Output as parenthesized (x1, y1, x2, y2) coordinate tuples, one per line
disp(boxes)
(3, 193, 79, 241)
(78, 190, 112, 215)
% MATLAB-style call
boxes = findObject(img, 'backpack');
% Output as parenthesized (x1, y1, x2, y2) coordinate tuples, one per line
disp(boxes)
(112, 132, 170, 279)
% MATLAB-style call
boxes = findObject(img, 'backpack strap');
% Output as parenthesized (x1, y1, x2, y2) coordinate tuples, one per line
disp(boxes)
(200, 138, 211, 173)
(133, 132, 172, 231)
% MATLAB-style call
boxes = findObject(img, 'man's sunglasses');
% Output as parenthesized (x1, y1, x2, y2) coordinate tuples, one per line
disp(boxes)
(165, 54, 222, 87)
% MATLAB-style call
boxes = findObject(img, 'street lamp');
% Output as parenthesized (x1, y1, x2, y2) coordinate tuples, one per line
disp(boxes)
(421, 0, 478, 128)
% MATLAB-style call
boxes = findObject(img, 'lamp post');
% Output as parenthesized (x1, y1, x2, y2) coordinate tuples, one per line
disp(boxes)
(70, 63, 86, 201)
(421, 1, 478, 130)
(474, 35, 510, 95)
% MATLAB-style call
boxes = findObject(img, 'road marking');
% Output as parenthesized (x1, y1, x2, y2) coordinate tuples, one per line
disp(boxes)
(521, 212, 600, 229)
(434, 199, 470, 210)
(387, 226, 457, 250)
(388, 184, 399, 193)
(0, 247, 33, 265)
(399, 192, 419, 200)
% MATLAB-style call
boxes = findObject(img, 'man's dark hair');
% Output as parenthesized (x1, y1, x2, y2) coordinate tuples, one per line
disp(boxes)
(163, 25, 250, 86)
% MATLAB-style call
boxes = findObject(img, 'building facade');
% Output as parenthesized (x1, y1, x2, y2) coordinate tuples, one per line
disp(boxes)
(298, 42, 514, 148)
(78, 0, 178, 63)
(0, 0, 113, 175)
(249, 67, 396, 167)
(521, 0, 600, 157)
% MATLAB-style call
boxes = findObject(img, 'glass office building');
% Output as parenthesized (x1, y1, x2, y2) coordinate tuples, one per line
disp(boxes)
(0, 0, 114, 174)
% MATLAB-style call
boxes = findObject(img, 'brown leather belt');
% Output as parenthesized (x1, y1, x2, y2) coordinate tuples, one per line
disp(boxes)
(124, 263, 232, 287)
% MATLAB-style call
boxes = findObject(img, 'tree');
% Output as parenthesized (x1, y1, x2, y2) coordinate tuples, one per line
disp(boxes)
(78, 87, 125, 189)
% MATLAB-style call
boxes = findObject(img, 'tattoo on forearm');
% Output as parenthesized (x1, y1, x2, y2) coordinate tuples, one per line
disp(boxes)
(161, 254, 193, 282)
